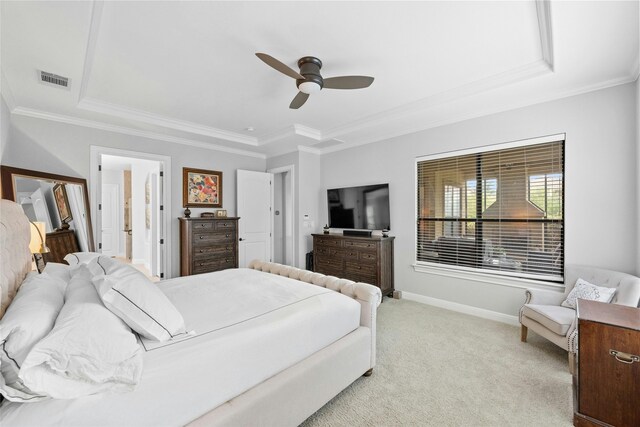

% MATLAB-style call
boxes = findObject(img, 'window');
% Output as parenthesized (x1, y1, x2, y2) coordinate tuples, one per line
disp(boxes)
(416, 137, 564, 282)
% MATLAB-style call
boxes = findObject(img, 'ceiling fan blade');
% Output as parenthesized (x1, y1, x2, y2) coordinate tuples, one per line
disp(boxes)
(289, 92, 309, 109)
(256, 53, 304, 80)
(323, 76, 374, 90)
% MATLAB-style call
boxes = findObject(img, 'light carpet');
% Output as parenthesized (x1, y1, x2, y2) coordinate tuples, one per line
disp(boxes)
(302, 299, 573, 426)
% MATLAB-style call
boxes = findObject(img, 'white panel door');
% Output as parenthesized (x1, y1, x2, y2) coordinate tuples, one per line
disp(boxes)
(237, 170, 272, 267)
(101, 183, 120, 256)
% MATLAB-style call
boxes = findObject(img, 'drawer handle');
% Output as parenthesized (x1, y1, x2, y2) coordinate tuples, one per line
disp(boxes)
(200, 263, 204, 266)
(226, 234, 230, 238)
(199, 249, 204, 253)
(199, 236, 204, 239)
(201, 224, 205, 227)
(609, 349, 640, 364)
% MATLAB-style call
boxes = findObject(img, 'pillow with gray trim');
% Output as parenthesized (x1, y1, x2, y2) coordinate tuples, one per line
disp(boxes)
(561, 278, 616, 309)
(90, 256, 186, 342)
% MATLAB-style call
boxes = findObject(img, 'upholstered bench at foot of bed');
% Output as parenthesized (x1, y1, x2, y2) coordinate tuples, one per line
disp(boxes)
(248, 260, 381, 370)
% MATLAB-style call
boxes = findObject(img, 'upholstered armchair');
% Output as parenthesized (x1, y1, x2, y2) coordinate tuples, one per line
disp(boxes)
(519, 265, 640, 370)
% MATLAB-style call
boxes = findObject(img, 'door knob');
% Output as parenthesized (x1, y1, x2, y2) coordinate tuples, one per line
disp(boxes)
(239, 238, 244, 241)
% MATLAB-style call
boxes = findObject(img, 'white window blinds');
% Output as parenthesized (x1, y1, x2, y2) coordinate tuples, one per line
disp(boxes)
(416, 138, 564, 282)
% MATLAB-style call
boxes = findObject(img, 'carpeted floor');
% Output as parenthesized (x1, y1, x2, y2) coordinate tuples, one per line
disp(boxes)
(302, 299, 573, 426)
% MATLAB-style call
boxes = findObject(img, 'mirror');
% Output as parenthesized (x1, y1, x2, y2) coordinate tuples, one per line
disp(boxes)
(1, 166, 95, 260)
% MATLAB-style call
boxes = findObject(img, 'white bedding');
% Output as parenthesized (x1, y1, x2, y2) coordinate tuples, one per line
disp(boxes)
(0, 268, 361, 426)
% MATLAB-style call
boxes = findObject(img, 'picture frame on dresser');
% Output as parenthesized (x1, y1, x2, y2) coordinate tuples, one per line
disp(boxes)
(182, 167, 223, 208)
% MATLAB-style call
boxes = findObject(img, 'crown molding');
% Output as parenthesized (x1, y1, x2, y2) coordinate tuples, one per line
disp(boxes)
(324, 58, 552, 141)
(11, 107, 266, 159)
(293, 124, 322, 141)
(0, 70, 17, 111)
(296, 145, 321, 155)
(319, 73, 638, 156)
(630, 56, 639, 81)
(77, 97, 258, 145)
(78, 0, 103, 102)
(536, 0, 554, 71)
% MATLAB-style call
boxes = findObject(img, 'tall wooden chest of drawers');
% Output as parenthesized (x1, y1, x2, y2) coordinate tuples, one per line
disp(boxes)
(574, 299, 640, 427)
(179, 217, 239, 276)
(312, 233, 394, 297)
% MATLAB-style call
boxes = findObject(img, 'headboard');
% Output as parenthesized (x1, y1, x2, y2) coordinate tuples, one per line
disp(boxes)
(0, 199, 32, 317)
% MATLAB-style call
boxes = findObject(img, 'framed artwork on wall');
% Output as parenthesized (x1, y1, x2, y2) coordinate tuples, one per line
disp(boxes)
(53, 183, 73, 223)
(183, 167, 223, 208)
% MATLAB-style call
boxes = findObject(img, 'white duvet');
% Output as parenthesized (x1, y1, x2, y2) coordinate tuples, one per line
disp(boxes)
(0, 268, 361, 426)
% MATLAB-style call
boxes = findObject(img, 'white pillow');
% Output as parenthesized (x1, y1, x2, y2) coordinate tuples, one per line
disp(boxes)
(0, 272, 66, 402)
(42, 262, 72, 283)
(561, 278, 617, 309)
(63, 252, 101, 266)
(91, 256, 186, 342)
(19, 265, 143, 399)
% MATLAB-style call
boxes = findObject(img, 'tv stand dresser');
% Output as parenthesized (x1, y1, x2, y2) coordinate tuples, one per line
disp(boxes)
(312, 233, 394, 297)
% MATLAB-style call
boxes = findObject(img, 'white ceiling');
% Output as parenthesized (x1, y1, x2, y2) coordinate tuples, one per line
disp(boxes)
(2, 1, 638, 159)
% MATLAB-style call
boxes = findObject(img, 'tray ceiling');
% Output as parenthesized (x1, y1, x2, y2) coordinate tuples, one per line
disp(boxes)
(2, 1, 638, 158)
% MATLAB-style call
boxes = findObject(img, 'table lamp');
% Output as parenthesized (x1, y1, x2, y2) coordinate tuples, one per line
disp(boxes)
(29, 221, 50, 272)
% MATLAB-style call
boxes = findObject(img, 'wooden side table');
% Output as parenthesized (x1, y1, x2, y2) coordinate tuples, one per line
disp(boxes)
(573, 299, 640, 427)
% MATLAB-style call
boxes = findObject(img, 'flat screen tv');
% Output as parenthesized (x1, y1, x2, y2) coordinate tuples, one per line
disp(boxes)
(327, 183, 390, 230)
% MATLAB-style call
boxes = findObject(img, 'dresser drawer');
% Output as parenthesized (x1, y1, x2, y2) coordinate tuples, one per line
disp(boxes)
(193, 231, 235, 245)
(315, 237, 343, 248)
(315, 246, 345, 258)
(215, 220, 236, 230)
(193, 244, 235, 260)
(344, 240, 377, 252)
(345, 261, 377, 277)
(192, 257, 236, 274)
(192, 221, 215, 231)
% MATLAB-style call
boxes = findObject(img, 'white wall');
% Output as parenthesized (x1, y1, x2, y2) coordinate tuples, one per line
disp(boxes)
(298, 151, 322, 269)
(636, 76, 640, 275)
(3, 115, 266, 277)
(0, 96, 10, 163)
(267, 150, 322, 269)
(320, 82, 638, 316)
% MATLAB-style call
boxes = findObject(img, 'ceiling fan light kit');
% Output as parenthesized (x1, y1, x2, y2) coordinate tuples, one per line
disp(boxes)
(255, 52, 374, 109)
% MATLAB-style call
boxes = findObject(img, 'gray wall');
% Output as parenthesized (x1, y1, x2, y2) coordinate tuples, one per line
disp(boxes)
(319, 82, 638, 316)
(3, 114, 266, 277)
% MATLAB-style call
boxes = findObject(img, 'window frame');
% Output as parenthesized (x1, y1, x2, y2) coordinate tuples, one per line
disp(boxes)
(414, 133, 566, 284)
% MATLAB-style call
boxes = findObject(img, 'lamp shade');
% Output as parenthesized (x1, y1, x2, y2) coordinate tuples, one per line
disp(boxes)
(29, 221, 49, 254)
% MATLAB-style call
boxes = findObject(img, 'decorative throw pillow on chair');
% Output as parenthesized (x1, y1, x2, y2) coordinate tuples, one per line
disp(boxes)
(561, 278, 616, 309)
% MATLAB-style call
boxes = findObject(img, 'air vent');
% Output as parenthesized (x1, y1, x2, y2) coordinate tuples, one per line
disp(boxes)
(39, 71, 70, 88)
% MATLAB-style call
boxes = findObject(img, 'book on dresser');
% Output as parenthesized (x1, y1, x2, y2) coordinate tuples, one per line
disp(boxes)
(179, 217, 239, 276)
(312, 233, 394, 297)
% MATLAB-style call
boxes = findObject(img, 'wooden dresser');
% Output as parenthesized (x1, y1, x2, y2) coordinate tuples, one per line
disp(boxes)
(573, 299, 640, 427)
(179, 217, 239, 276)
(43, 230, 79, 264)
(312, 233, 394, 297)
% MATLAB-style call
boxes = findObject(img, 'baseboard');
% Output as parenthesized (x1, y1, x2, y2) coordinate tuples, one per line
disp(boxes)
(402, 291, 520, 326)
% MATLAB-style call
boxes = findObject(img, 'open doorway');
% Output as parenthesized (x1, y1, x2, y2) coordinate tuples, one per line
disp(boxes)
(91, 147, 171, 280)
(268, 165, 295, 266)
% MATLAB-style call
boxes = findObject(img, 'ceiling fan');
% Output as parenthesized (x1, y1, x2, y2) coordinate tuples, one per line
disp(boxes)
(255, 53, 374, 109)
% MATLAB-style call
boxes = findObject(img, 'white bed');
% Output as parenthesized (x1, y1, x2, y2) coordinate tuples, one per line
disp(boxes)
(0, 200, 381, 426)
